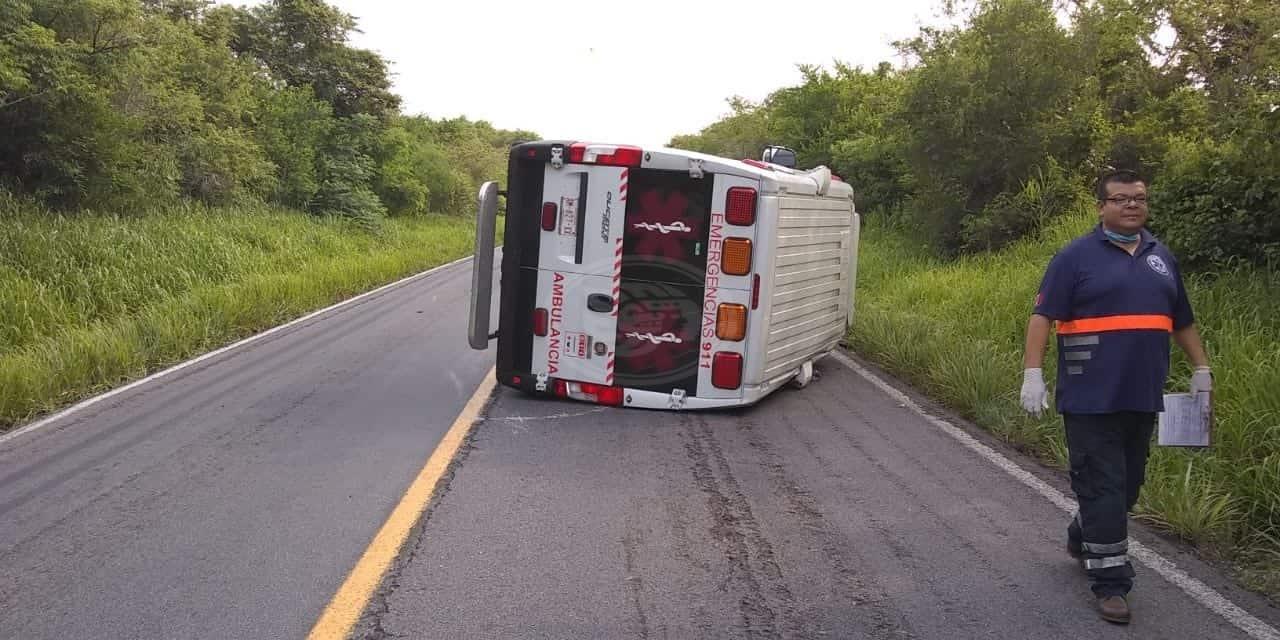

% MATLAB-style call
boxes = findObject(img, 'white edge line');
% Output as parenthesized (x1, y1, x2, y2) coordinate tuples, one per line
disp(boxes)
(0, 254, 477, 448)
(830, 350, 1280, 640)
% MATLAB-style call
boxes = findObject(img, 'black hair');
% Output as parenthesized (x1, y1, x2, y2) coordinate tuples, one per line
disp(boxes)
(1095, 169, 1145, 202)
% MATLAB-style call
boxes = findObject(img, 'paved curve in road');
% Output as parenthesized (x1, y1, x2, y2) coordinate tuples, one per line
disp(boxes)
(0, 258, 494, 640)
(2, 254, 1278, 640)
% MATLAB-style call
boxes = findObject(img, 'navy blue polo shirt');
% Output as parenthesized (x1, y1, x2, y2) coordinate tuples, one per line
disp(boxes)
(1033, 225, 1195, 414)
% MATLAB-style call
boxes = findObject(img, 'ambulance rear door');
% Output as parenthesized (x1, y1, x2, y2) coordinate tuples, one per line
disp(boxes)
(529, 158, 631, 385)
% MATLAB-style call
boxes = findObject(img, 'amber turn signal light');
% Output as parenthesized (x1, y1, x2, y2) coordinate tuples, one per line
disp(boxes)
(717, 303, 747, 341)
(722, 238, 752, 276)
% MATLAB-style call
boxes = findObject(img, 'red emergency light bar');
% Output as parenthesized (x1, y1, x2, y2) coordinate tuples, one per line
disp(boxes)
(568, 143, 643, 167)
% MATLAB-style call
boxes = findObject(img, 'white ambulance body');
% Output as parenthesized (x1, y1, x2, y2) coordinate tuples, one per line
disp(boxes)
(469, 141, 860, 409)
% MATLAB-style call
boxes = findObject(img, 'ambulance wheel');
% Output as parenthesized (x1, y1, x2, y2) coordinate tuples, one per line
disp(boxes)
(789, 361, 815, 389)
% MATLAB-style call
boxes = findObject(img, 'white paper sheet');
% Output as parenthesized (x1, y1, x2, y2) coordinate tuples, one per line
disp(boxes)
(1157, 392, 1212, 447)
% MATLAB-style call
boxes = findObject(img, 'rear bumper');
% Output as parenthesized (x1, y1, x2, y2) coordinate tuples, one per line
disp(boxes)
(492, 372, 803, 410)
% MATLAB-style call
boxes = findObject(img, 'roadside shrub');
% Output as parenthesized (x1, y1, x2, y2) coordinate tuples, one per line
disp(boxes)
(1151, 128, 1280, 269)
(962, 159, 1090, 253)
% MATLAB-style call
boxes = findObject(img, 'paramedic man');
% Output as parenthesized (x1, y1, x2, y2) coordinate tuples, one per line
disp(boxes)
(1019, 170, 1212, 625)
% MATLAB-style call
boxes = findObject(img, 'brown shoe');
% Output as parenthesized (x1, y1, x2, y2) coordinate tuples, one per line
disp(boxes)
(1098, 595, 1131, 624)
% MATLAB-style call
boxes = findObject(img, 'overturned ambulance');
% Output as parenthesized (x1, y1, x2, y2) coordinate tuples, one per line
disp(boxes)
(468, 141, 860, 409)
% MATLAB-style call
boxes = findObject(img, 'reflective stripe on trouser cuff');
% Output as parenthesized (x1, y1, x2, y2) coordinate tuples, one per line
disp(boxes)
(1084, 555, 1130, 570)
(1083, 539, 1129, 554)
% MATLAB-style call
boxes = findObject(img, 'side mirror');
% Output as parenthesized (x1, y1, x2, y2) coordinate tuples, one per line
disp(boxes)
(762, 146, 798, 169)
(468, 181, 500, 350)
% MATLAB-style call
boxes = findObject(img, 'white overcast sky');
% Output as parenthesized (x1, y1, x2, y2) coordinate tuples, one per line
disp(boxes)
(221, 1, 957, 147)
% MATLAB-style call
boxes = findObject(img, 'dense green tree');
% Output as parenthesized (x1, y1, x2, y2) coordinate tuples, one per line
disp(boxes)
(895, 0, 1105, 252)
(227, 0, 398, 120)
(669, 96, 775, 162)
(670, 0, 1279, 266)
(669, 64, 911, 217)
(0, 0, 533, 221)
(252, 85, 333, 210)
(0, 0, 156, 208)
(1160, 0, 1280, 127)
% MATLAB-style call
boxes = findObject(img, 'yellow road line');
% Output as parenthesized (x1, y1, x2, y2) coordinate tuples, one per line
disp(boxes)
(307, 367, 497, 640)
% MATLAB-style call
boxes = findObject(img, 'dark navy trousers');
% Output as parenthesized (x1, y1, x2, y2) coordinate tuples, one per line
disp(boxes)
(1063, 411, 1157, 597)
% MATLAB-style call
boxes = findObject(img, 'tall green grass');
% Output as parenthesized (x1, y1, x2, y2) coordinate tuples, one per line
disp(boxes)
(849, 208, 1280, 599)
(0, 194, 480, 429)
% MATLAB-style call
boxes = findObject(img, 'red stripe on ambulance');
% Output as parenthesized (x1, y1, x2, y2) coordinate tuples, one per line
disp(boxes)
(607, 237, 622, 384)
(606, 170, 628, 385)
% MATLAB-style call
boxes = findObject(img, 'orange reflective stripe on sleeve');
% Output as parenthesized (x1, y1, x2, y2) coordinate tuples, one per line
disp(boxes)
(1056, 314, 1173, 335)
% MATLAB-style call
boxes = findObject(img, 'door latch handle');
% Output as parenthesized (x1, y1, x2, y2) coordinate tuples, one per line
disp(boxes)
(587, 293, 614, 313)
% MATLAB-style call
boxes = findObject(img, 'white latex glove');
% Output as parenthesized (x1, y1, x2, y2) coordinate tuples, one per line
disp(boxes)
(1020, 368, 1050, 416)
(1190, 366, 1213, 395)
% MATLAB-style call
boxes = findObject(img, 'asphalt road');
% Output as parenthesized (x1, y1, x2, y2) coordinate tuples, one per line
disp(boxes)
(3, 254, 1278, 640)
(0, 258, 494, 640)
(358, 359, 1280, 639)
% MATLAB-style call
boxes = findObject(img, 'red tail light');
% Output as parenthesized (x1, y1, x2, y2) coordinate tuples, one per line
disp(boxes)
(726, 187, 757, 226)
(554, 379, 568, 396)
(578, 382, 624, 406)
(598, 387, 624, 406)
(533, 308, 548, 336)
(541, 202, 557, 231)
(568, 143, 643, 167)
(752, 274, 761, 310)
(712, 352, 743, 389)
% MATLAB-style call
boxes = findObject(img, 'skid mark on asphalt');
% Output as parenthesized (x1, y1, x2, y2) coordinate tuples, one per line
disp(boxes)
(785, 411, 950, 633)
(813, 394, 1011, 632)
(682, 413, 793, 640)
(655, 451, 716, 638)
(811, 387, 1071, 636)
(622, 519, 653, 640)
(740, 406, 917, 639)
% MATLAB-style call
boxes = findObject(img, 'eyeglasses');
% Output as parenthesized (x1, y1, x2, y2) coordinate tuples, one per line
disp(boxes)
(1105, 195, 1148, 206)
